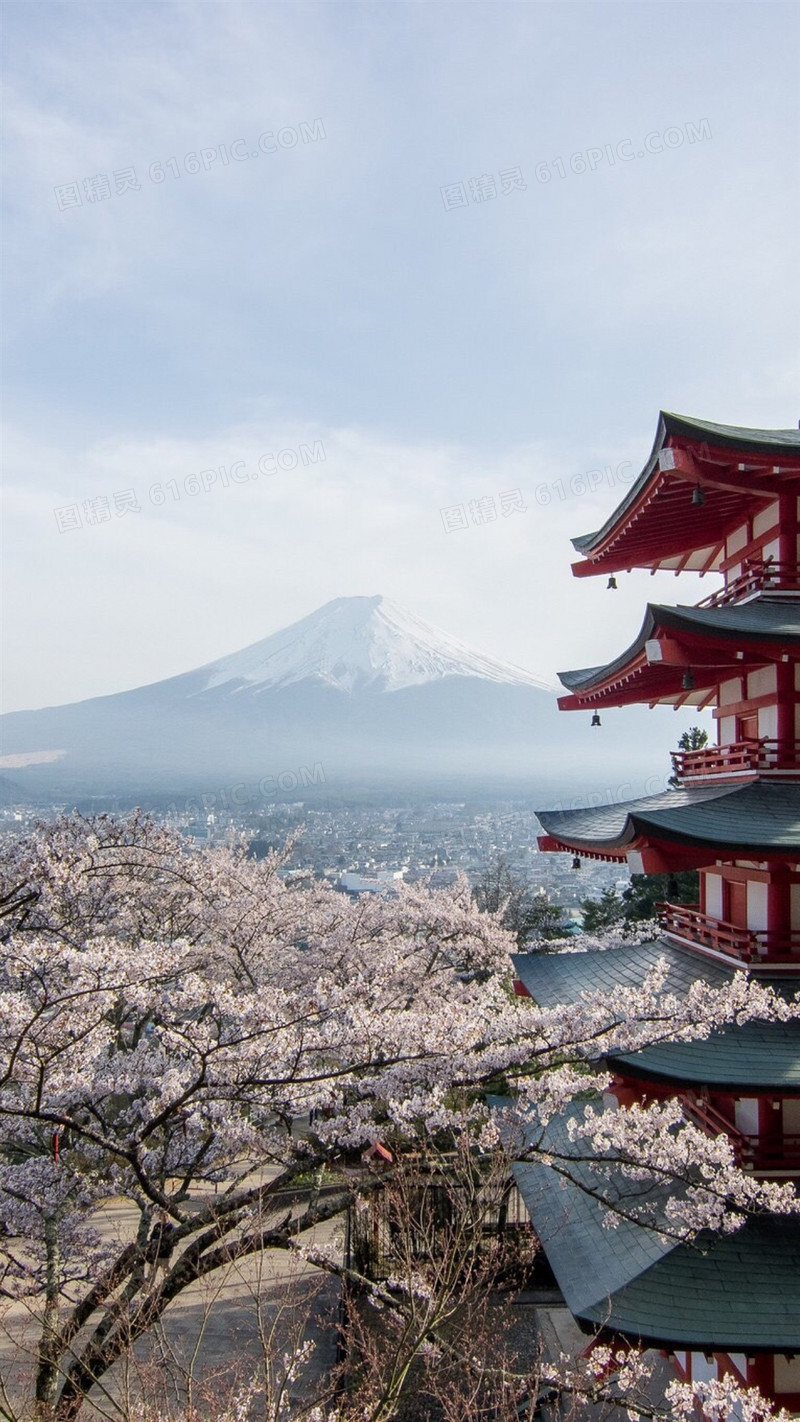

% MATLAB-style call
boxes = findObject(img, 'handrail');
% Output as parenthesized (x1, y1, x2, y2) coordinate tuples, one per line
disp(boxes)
(697, 558, 800, 608)
(671, 738, 800, 781)
(682, 1096, 800, 1171)
(657, 901, 800, 964)
(658, 902, 754, 959)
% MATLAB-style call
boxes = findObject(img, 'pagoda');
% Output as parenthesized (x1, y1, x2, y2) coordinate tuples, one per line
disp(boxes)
(512, 413, 800, 1411)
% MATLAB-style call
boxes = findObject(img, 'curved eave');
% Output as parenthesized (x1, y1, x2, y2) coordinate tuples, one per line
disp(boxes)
(614, 1036, 800, 1092)
(539, 822, 800, 863)
(585, 1321, 800, 1356)
(537, 833, 734, 874)
(504, 1096, 800, 1354)
(570, 412, 800, 578)
(557, 599, 800, 709)
(537, 831, 638, 862)
(511, 944, 800, 1091)
(537, 782, 800, 861)
(558, 678, 714, 711)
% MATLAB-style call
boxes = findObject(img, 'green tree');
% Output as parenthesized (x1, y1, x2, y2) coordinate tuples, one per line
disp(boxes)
(669, 724, 709, 786)
(622, 869, 699, 922)
(580, 885, 624, 933)
(581, 871, 699, 932)
(473, 857, 566, 947)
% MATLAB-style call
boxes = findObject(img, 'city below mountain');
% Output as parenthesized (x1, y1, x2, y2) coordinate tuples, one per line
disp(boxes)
(0, 596, 699, 804)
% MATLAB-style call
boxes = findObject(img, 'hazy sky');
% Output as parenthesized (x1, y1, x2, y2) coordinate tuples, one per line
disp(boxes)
(2, 0, 798, 714)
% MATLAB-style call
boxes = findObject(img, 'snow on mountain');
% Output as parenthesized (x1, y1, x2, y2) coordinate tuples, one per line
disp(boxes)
(201, 595, 553, 695)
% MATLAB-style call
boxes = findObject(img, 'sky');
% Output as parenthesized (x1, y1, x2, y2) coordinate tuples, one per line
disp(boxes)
(1, 0, 798, 715)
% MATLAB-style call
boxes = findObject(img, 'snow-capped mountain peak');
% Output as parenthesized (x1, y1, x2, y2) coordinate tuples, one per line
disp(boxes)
(201, 595, 551, 695)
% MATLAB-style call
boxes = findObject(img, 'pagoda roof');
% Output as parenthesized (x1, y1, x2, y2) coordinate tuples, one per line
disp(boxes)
(571, 412, 800, 578)
(558, 597, 800, 709)
(536, 780, 800, 860)
(511, 940, 800, 1089)
(503, 1099, 800, 1350)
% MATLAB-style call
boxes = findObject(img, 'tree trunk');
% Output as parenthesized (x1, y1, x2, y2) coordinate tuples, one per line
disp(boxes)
(34, 1215, 61, 1420)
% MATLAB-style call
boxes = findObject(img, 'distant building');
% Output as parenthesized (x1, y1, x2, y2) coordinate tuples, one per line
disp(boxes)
(337, 869, 405, 895)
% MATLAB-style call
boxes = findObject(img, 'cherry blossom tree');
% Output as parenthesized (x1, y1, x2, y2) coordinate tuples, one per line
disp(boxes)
(0, 813, 797, 1420)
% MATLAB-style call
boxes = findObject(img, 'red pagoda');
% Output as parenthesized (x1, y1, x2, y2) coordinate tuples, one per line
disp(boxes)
(511, 413, 800, 1411)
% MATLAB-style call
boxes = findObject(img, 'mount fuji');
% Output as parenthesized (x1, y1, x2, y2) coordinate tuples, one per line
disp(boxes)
(0, 596, 686, 801)
(201, 595, 552, 696)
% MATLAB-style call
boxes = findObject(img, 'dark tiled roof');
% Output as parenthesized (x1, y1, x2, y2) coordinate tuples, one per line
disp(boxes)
(559, 598, 800, 694)
(600, 1219, 800, 1348)
(504, 1101, 800, 1350)
(656, 413, 800, 453)
(512, 938, 732, 1005)
(658, 599, 800, 639)
(572, 412, 800, 558)
(536, 780, 800, 853)
(511, 1157, 672, 1317)
(615, 1020, 800, 1089)
(512, 939, 800, 1088)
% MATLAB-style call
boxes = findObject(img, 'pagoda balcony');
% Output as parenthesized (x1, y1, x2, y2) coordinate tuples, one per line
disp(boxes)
(670, 738, 800, 784)
(682, 1096, 800, 1175)
(697, 558, 800, 607)
(657, 901, 800, 967)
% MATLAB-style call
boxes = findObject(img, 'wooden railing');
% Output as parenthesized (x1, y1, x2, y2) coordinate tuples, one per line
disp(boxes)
(657, 901, 800, 964)
(740, 1135, 800, 1172)
(671, 738, 800, 782)
(697, 558, 800, 607)
(658, 902, 754, 959)
(682, 1096, 800, 1173)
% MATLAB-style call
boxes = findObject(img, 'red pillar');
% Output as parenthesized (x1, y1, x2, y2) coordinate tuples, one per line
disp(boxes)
(775, 660, 795, 765)
(777, 492, 798, 569)
(767, 865, 792, 948)
(748, 1354, 774, 1396)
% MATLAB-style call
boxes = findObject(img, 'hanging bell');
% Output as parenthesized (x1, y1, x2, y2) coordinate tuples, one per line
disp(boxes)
(607, 575, 618, 590)
(591, 711, 601, 727)
(692, 485, 705, 507)
(682, 669, 695, 691)
(571, 855, 582, 870)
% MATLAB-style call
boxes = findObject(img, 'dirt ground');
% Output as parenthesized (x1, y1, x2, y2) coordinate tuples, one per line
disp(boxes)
(0, 1188, 342, 1421)
(0, 1198, 675, 1421)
